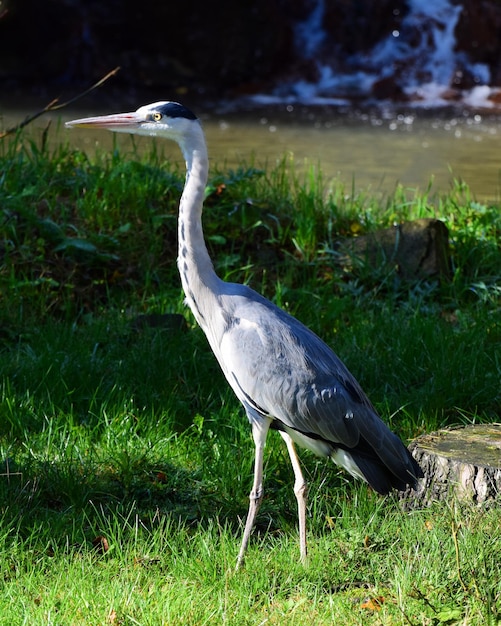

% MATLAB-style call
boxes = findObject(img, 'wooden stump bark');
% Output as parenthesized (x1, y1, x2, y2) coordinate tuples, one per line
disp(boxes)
(404, 424, 501, 506)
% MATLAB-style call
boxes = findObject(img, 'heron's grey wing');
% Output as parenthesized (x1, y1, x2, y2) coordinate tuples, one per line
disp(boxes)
(218, 293, 420, 491)
(218, 295, 375, 446)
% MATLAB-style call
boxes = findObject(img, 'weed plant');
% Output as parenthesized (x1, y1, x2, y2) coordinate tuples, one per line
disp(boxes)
(0, 128, 500, 624)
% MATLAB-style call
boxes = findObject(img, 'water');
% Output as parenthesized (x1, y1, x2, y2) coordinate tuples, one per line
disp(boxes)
(213, 111, 501, 202)
(198, 110, 501, 203)
(3, 106, 501, 203)
(257, 0, 500, 108)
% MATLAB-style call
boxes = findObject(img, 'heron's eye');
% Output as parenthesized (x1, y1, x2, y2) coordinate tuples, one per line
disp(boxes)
(152, 112, 162, 122)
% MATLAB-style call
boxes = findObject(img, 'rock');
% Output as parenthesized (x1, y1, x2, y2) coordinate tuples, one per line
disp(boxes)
(371, 75, 408, 101)
(455, 0, 501, 81)
(323, 0, 408, 55)
(338, 218, 451, 281)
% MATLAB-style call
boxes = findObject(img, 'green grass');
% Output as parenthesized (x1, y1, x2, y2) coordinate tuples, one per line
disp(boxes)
(0, 127, 500, 624)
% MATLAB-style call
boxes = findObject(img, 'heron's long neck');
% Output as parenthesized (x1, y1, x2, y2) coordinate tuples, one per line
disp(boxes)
(177, 127, 221, 326)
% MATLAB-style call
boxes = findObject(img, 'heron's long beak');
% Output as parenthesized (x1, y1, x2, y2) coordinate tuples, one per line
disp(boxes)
(65, 111, 145, 130)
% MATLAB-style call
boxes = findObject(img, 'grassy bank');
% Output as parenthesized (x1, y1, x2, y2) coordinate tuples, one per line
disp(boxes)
(0, 128, 500, 624)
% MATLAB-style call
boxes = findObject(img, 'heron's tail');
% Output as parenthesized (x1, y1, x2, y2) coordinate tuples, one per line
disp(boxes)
(331, 439, 423, 495)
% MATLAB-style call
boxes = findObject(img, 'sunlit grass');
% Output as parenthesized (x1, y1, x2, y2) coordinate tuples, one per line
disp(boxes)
(0, 128, 500, 624)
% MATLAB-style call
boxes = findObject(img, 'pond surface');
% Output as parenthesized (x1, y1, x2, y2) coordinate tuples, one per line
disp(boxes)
(3, 105, 501, 203)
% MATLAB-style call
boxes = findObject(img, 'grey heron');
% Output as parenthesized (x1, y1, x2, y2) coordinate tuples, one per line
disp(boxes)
(66, 102, 422, 567)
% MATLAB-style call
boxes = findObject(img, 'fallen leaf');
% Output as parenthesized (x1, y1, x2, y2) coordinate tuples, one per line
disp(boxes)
(92, 535, 110, 554)
(155, 471, 167, 483)
(361, 596, 385, 611)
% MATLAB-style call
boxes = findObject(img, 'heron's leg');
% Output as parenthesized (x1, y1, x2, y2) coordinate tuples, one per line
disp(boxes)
(236, 419, 270, 570)
(279, 431, 308, 564)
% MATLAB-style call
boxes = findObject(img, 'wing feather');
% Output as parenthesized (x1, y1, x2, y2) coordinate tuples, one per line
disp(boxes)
(219, 290, 377, 443)
(215, 285, 421, 491)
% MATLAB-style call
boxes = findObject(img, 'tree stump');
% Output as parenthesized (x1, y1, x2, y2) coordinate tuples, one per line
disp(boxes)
(338, 218, 452, 280)
(406, 424, 501, 506)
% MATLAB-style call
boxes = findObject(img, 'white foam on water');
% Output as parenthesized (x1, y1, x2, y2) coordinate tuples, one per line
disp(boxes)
(251, 0, 496, 108)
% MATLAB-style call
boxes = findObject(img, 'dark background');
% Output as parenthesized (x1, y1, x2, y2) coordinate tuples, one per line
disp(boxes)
(1, 0, 501, 105)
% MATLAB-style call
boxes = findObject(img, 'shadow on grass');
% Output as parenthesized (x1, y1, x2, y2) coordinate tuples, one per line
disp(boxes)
(0, 319, 249, 551)
(1, 316, 342, 561)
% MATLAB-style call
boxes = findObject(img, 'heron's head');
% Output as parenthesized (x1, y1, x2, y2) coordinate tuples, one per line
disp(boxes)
(65, 101, 199, 140)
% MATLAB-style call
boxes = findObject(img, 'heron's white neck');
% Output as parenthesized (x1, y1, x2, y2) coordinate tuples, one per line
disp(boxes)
(177, 123, 222, 326)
